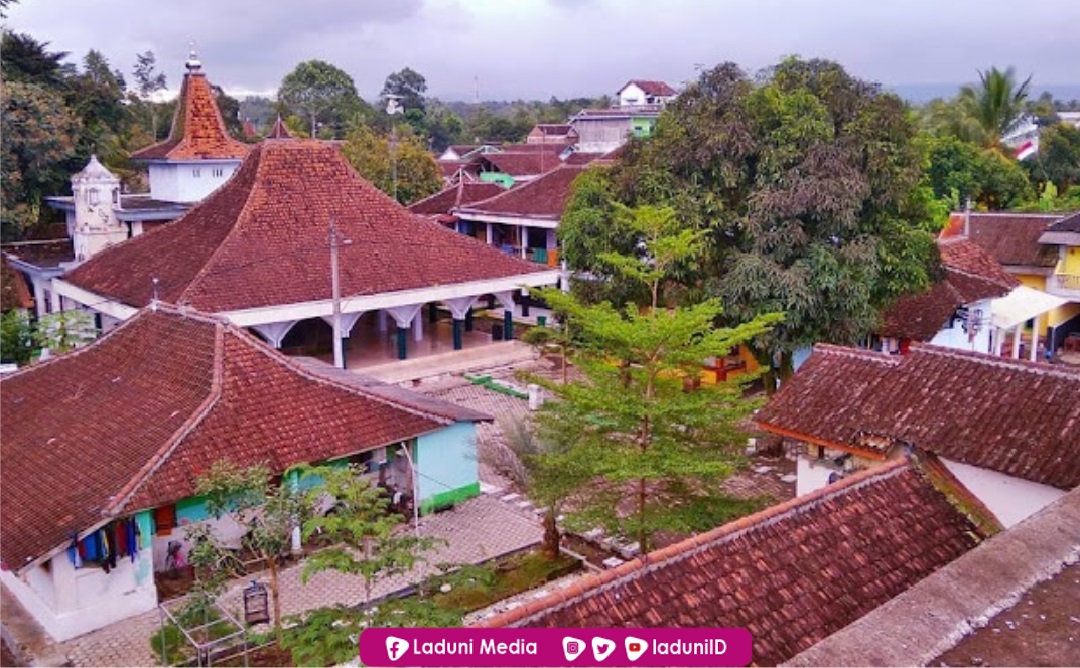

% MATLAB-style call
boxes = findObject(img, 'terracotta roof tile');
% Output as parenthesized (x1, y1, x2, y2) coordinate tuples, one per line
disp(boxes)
(64, 141, 545, 312)
(478, 462, 982, 665)
(530, 124, 574, 136)
(130, 68, 251, 162)
(880, 237, 1018, 341)
(480, 152, 562, 177)
(265, 116, 294, 140)
(1, 255, 33, 311)
(621, 80, 678, 97)
(0, 307, 451, 571)
(941, 212, 1061, 268)
(1046, 210, 1080, 233)
(756, 344, 1080, 489)
(456, 166, 586, 220)
(408, 182, 506, 216)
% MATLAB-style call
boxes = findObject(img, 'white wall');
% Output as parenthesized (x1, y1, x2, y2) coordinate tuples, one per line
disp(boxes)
(797, 456, 839, 497)
(929, 300, 993, 354)
(941, 459, 1066, 528)
(149, 161, 240, 203)
(619, 84, 646, 107)
(0, 549, 156, 642)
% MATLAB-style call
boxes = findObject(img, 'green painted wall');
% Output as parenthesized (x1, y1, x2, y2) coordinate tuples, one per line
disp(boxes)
(631, 117, 655, 137)
(416, 422, 480, 512)
(479, 172, 515, 188)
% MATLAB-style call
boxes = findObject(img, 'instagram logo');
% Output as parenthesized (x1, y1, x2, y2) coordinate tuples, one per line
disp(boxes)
(562, 636, 586, 661)
(385, 636, 408, 662)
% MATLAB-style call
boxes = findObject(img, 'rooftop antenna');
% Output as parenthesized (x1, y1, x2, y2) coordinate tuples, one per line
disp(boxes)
(151, 277, 160, 311)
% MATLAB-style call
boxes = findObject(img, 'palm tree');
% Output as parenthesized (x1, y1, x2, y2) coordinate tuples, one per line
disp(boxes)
(959, 66, 1033, 148)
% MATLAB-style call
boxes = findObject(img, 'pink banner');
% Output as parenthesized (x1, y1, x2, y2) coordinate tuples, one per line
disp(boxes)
(359, 628, 752, 667)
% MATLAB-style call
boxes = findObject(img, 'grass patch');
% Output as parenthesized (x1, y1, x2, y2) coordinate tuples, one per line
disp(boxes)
(432, 551, 580, 613)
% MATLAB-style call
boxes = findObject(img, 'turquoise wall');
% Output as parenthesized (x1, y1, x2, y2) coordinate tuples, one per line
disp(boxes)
(479, 172, 515, 188)
(175, 497, 210, 524)
(416, 423, 479, 509)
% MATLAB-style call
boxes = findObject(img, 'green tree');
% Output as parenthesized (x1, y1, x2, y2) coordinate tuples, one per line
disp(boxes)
(278, 60, 361, 139)
(562, 59, 941, 392)
(131, 50, 167, 142)
(342, 124, 442, 204)
(1, 81, 82, 238)
(921, 134, 1035, 209)
(211, 84, 244, 140)
(0, 310, 33, 365)
(1035, 122, 1080, 192)
(32, 310, 96, 354)
(0, 31, 71, 89)
(423, 100, 465, 152)
(959, 66, 1032, 148)
(192, 461, 308, 640)
(533, 204, 779, 552)
(381, 66, 428, 113)
(300, 464, 438, 607)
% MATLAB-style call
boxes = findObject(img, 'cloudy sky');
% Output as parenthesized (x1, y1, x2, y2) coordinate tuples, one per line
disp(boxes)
(5, 0, 1079, 101)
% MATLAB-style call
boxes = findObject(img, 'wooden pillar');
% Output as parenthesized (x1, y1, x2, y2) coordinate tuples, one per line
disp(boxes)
(464, 307, 474, 332)
(396, 327, 408, 360)
(452, 318, 463, 350)
(503, 310, 514, 341)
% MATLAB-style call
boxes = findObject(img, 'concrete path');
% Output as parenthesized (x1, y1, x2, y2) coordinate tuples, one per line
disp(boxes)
(359, 341, 536, 384)
(48, 495, 540, 667)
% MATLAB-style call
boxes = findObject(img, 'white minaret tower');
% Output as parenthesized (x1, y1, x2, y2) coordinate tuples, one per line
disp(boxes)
(71, 155, 124, 262)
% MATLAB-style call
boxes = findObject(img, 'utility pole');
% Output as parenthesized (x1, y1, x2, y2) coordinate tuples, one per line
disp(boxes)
(386, 94, 403, 203)
(329, 218, 344, 369)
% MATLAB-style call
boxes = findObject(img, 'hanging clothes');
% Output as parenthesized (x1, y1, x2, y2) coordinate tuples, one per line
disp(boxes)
(66, 532, 82, 569)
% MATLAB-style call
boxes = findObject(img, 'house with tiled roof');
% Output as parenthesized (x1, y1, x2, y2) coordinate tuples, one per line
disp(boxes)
(1039, 210, 1080, 324)
(526, 123, 577, 145)
(453, 165, 587, 268)
(407, 181, 507, 224)
(617, 80, 677, 107)
(879, 236, 1021, 355)
(53, 140, 559, 364)
(570, 106, 663, 153)
(755, 343, 1079, 526)
(0, 306, 489, 641)
(476, 460, 986, 666)
(942, 210, 1080, 351)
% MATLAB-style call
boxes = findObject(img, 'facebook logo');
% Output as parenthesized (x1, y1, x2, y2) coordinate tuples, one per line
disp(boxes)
(386, 636, 408, 662)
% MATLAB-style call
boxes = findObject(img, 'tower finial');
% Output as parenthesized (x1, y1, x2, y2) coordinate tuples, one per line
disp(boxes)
(185, 41, 202, 72)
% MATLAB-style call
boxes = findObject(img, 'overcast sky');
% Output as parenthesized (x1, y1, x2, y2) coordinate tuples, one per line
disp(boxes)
(5, 0, 1079, 101)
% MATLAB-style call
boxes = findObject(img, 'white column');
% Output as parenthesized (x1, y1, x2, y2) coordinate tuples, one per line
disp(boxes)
(49, 287, 61, 314)
(994, 328, 1005, 356)
(412, 311, 423, 342)
(1011, 324, 1022, 359)
(32, 279, 46, 320)
(1030, 314, 1040, 362)
(377, 310, 388, 333)
(486, 223, 494, 246)
(520, 226, 528, 259)
(250, 321, 299, 349)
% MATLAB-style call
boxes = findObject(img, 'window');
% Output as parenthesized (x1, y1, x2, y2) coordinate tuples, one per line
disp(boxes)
(212, 168, 224, 178)
(192, 168, 201, 178)
(349, 447, 387, 474)
(87, 188, 99, 205)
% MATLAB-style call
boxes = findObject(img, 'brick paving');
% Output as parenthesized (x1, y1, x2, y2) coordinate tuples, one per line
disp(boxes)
(53, 495, 541, 667)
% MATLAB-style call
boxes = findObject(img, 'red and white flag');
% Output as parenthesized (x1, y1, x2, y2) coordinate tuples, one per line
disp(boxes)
(1015, 140, 1037, 161)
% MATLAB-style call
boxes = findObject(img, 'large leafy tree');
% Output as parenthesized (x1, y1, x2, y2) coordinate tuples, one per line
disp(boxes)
(1, 80, 82, 238)
(562, 59, 940, 391)
(1034, 123, 1080, 193)
(921, 134, 1034, 209)
(959, 66, 1033, 148)
(381, 67, 427, 113)
(534, 204, 779, 552)
(0, 31, 72, 88)
(342, 124, 442, 204)
(278, 60, 363, 139)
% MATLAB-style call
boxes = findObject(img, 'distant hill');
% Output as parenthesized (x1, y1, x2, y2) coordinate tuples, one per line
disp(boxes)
(888, 83, 1080, 104)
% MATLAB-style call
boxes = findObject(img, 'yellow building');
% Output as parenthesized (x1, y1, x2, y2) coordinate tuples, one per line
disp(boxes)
(942, 211, 1080, 352)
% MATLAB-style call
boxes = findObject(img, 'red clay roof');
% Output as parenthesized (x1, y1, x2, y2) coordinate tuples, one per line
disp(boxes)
(64, 141, 545, 312)
(941, 212, 1061, 268)
(407, 182, 506, 216)
(457, 165, 586, 220)
(530, 124, 574, 136)
(881, 237, 1018, 341)
(621, 80, 677, 97)
(130, 67, 251, 162)
(265, 115, 294, 140)
(477, 461, 982, 665)
(0, 307, 453, 571)
(1, 255, 33, 311)
(2, 239, 75, 270)
(480, 152, 561, 177)
(756, 344, 1080, 489)
(1045, 210, 1080, 233)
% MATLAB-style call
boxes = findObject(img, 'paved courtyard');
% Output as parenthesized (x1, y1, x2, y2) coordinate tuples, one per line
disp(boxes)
(50, 495, 540, 667)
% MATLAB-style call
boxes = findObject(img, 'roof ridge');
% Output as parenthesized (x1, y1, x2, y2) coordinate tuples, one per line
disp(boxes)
(909, 344, 1080, 379)
(175, 144, 267, 306)
(109, 318, 227, 515)
(951, 211, 1063, 219)
(813, 343, 902, 365)
(477, 460, 910, 628)
(454, 164, 584, 213)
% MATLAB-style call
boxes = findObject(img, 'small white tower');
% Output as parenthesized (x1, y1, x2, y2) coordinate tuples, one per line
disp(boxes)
(71, 155, 124, 262)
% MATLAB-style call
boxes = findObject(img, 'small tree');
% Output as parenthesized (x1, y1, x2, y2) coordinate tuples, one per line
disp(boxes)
(299, 464, 438, 606)
(132, 50, 166, 141)
(193, 461, 306, 641)
(33, 310, 96, 355)
(0, 309, 33, 364)
(533, 204, 780, 552)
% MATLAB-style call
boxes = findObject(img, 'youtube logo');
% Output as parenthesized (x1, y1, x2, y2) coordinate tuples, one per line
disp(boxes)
(625, 636, 648, 662)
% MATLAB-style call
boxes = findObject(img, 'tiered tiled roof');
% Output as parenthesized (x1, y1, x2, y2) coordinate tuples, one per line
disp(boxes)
(756, 344, 1080, 489)
(0, 307, 462, 572)
(456, 165, 586, 221)
(621, 80, 677, 97)
(880, 237, 1019, 341)
(64, 141, 544, 312)
(408, 182, 506, 218)
(941, 212, 1061, 268)
(478, 461, 983, 665)
(265, 115, 294, 140)
(130, 59, 251, 161)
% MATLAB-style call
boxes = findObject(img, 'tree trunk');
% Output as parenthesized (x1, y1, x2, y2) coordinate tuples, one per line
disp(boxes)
(542, 509, 560, 559)
(269, 557, 283, 643)
(637, 477, 648, 553)
(779, 350, 795, 384)
(748, 344, 778, 396)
